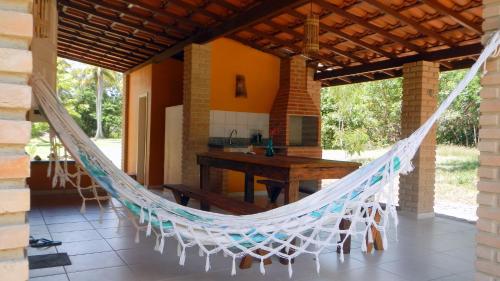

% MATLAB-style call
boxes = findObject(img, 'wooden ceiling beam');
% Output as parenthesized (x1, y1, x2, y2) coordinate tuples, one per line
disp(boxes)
(363, 0, 456, 47)
(128, 0, 309, 73)
(58, 22, 154, 57)
(285, 8, 395, 59)
(227, 34, 288, 58)
(120, 0, 203, 28)
(211, 0, 241, 12)
(83, 0, 190, 38)
(421, 0, 482, 34)
(58, 41, 138, 68)
(315, 0, 424, 54)
(58, 45, 135, 69)
(57, 51, 128, 72)
(315, 43, 482, 80)
(167, 0, 224, 22)
(247, 27, 301, 54)
(58, 33, 146, 63)
(58, 13, 165, 51)
(59, 0, 177, 44)
(262, 20, 364, 63)
(57, 41, 138, 66)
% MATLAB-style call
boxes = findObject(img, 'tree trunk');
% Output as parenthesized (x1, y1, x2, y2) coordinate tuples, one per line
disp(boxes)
(95, 67, 105, 139)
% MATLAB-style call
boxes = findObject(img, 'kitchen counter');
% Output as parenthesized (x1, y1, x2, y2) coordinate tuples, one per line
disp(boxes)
(208, 137, 269, 148)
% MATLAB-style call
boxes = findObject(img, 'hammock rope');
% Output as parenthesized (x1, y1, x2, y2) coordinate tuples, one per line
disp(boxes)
(30, 31, 500, 276)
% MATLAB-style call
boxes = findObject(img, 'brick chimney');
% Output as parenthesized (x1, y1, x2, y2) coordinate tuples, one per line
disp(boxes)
(270, 55, 321, 147)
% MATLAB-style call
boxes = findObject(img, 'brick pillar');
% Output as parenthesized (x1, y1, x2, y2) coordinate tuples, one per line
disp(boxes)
(182, 44, 211, 188)
(399, 61, 439, 218)
(307, 66, 322, 110)
(476, 2, 500, 279)
(0, 1, 33, 280)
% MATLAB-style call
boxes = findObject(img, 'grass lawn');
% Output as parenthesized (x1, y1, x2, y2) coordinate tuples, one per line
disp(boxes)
(435, 145, 478, 205)
(324, 145, 479, 207)
(28, 137, 122, 167)
(29, 138, 478, 216)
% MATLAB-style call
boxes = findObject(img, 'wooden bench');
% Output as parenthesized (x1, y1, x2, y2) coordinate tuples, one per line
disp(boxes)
(162, 184, 271, 269)
(162, 184, 267, 215)
(257, 179, 316, 203)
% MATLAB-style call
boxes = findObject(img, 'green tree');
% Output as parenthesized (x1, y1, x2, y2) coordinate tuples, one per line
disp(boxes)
(320, 69, 481, 154)
(321, 78, 402, 154)
(437, 70, 481, 146)
(55, 58, 123, 138)
(72, 64, 121, 139)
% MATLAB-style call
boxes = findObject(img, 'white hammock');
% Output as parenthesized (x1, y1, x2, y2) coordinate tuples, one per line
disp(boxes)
(31, 31, 500, 277)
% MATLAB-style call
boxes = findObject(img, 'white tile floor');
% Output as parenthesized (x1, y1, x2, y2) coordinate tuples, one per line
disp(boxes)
(29, 196, 476, 281)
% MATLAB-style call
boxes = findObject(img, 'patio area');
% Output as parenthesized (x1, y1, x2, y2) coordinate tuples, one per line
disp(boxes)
(3, 0, 500, 280)
(29, 195, 475, 281)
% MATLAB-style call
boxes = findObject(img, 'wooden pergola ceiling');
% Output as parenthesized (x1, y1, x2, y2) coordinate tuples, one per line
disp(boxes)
(57, 0, 483, 86)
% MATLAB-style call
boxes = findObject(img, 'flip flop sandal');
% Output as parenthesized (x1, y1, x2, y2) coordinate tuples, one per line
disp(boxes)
(30, 237, 62, 248)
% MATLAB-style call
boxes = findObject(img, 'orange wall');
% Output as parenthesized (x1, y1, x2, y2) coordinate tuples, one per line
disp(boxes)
(210, 38, 281, 193)
(127, 64, 152, 175)
(126, 59, 183, 186)
(29, 161, 92, 191)
(126, 39, 280, 192)
(210, 38, 280, 113)
(148, 59, 183, 186)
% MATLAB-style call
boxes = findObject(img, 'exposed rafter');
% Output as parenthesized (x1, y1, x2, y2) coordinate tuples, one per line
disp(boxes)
(56, 0, 483, 83)
(421, 0, 482, 35)
(59, 0, 177, 44)
(285, 8, 396, 59)
(120, 0, 203, 28)
(315, 43, 482, 80)
(128, 0, 310, 72)
(315, 0, 424, 54)
(58, 10, 166, 51)
(363, 0, 456, 47)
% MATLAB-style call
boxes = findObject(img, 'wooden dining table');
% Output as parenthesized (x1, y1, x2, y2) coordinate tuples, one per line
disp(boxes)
(196, 151, 361, 208)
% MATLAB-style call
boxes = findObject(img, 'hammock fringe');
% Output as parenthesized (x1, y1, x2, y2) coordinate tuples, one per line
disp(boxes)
(30, 30, 500, 277)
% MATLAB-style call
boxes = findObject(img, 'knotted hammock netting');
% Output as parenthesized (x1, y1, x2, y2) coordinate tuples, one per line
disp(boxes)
(31, 31, 500, 277)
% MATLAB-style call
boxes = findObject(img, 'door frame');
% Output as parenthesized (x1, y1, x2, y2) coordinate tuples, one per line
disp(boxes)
(136, 93, 150, 186)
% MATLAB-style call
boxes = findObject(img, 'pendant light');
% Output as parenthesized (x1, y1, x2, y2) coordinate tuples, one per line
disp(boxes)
(303, 1, 319, 57)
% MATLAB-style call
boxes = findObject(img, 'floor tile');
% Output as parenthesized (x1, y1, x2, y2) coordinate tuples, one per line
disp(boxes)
(318, 267, 409, 281)
(442, 246, 476, 263)
(433, 271, 474, 281)
(56, 239, 112, 255)
(96, 226, 136, 239)
(378, 259, 453, 281)
(48, 222, 94, 233)
(51, 230, 102, 243)
(30, 274, 69, 281)
(44, 215, 87, 225)
(83, 211, 119, 221)
(90, 219, 132, 229)
(64, 251, 125, 273)
(67, 266, 137, 281)
(30, 266, 66, 278)
(29, 216, 47, 226)
(31, 224, 51, 236)
(29, 197, 478, 281)
(28, 246, 58, 256)
(106, 236, 155, 251)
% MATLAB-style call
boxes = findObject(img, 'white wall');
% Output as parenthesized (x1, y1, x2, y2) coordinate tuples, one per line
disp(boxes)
(209, 110, 269, 139)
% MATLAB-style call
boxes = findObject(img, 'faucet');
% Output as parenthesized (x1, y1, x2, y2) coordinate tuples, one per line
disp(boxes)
(229, 129, 238, 144)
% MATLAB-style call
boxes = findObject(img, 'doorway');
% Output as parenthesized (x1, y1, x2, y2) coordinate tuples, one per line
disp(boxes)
(137, 94, 149, 185)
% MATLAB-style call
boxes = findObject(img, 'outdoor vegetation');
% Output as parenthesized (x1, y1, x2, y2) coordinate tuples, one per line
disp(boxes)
(29, 58, 123, 164)
(321, 69, 481, 218)
(29, 59, 480, 219)
(321, 69, 481, 153)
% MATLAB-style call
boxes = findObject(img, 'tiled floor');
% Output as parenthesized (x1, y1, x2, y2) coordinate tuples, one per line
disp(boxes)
(29, 195, 476, 281)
